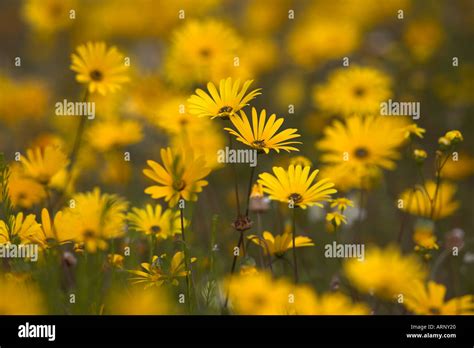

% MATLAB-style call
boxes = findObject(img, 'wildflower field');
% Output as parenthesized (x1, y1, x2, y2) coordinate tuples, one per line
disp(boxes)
(0, 0, 473, 318)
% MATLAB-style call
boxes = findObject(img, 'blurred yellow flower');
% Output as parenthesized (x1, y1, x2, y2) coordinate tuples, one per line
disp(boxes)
(290, 286, 370, 315)
(399, 181, 459, 220)
(107, 253, 124, 269)
(413, 149, 428, 162)
(21, 146, 69, 185)
(154, 96, 204, 135)
(405, 281, 474, 315)
(0, 277, 45, 314)
(87, 120, 143, 152)
(287, 20, 360, 68)
(404, 19, 445, 62)
(22, 0, 76, 35)
(444, 130, 463, 144)
(143, 147, 211, 207)
(165, 20, 241, 87)
(70, 41, 129, 95)
(314, 66, 391, 116)
(56, 188, 128, 252)
(224, 272, 291, 315)
(129, 252, 195, 288)
(0, 74, 49, 125)
(224, 108, 301, 154)
(317, 116, 406, 181)
(106, 286, 174, 315)
(7, 165, 46, 209)
(127, 204, 182, 239)
(188, 77, 261, 119)
(247, 231, 314, 257)
(330, 198, 354, 212)
(319, 163, 382, 192)
(442, 152, 474, 180)
(258, 165, 336, 209)
(289, 156, 312, 167)
(413, 224, 438, 251)
(403, 123, 426, 139)
(0, 212, 43, 246)
(344, 245, 426, 300)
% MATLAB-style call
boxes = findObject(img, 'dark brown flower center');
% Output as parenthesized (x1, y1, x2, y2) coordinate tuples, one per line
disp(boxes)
(173, 180, 186, 191)
(89, 69, 103, 81)
(354, 147, 370, 159)
(83, 229, 95, 238)
(428, 307, 441, 315)
(199, 48, 211, 57)
(218, 106, 233, 115)
(288, 193, 303, 204)
(353, 86, 366, 97)
(252, 140, 265, 148)
(150, 225, 161, 234)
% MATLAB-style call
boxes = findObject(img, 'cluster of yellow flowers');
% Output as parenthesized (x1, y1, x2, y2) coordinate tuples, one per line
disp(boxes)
(0, 0, 472, 317)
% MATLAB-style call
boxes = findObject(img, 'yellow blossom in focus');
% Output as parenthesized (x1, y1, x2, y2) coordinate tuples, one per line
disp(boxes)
(247, 231, 314, 257)
(0, 212, 44, 246)
(403, 123, 426, 139)
(127, 204, 183, 240)
(258, 165, 336, 209)
(129, 252, 196, 288)
(330, 198, 354, 212)
(224, 108, 301, 154)
(188, 77, 261, 119)
(444, 130, 463, 144)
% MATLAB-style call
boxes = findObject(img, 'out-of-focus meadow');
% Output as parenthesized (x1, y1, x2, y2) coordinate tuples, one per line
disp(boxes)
(0, 0, 473, 315)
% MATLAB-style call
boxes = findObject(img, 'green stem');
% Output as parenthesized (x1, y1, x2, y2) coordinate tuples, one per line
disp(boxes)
(292, 207, 298, 284)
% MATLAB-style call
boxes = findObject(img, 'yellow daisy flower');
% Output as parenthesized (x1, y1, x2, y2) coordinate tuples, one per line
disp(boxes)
(399, 181, 459, 220)
(0, 212, 43, 246)
(290, 287, 370, 315)
(330, 197, 354, 212)
(224, 272, 291, 315)
(344, 245, 426, 300)
(56, 188, 128, 253)
(129, 252, 196, 288)
(403, 123, 426, 139)
(87, 120, 143, 152)
(20, 146, 69, 185)
(143, 147, 211, 207)
(247, 231, 314, 257)
(164, 20, 241, 87)
(313, 66, 392, 116)
(70, 41, 129, 95)
(127, 204, 182, 239)
(444, 130, 463, 144)
(7, 165, 46, 209)
(22, 0, 76, 34)
(317, 115, 406, 180)
(405, 281, 474, 315)
(326, 211, 347, 227)
(187, 77, 261, 119)
(0, 276, 45, 314)
(258, 165, 336, 209)
(413, 224, 439, 251)
(224, 108, 301, 154)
